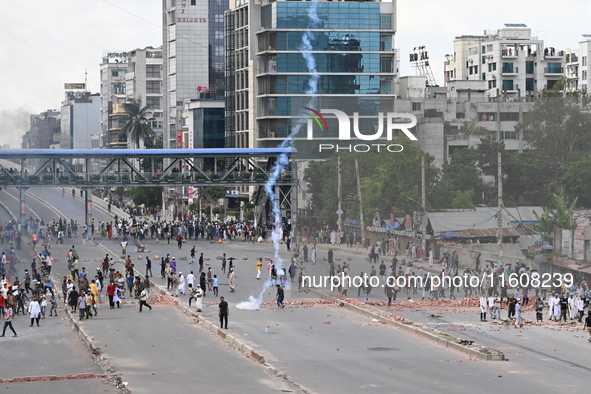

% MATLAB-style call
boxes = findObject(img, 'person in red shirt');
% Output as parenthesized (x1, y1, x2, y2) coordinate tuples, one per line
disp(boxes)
(0, 294, 5, 318)
(107, 281, 117, 309)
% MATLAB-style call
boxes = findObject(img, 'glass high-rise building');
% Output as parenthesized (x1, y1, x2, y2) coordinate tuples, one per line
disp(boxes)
(162, 0, 228, 150)
(225, 0, 397, 149)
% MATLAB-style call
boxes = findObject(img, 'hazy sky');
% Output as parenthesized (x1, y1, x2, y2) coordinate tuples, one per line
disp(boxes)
(1, 0, 590, 148)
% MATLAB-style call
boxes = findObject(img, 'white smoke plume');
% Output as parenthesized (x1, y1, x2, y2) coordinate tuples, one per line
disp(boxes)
(237, 0, 320, 310)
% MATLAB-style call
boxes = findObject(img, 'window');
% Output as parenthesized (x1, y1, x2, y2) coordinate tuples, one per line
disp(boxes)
(482, 46, 486, 54)
(482, 73, 486, 81)
(412, 102, 422, 111)
(583, 56, 587, 67)
(147, 65, 160, 78)
(146, 97, 160, 110)
(191, 0, 196, 5)
(112, 71, 119, 77)
(583, 70, 588, 80)
(502, 63, 513, 73)
(546, 63, 562, 73)
(502, 80, 514, 90)
(456, 112, 465, 119)
(482, 55, 486, 64)
(526, 78, 534, 91)
(469, 66, 473, 75)
(500, 112, 519, 121)
(488, 63, 497, 72)
(503, 131, 517, 140)
(474, 66, 478, 74)
(525, 61, 534, 74)
(146, 81, 160, 94)
(547, 80, 558, 89)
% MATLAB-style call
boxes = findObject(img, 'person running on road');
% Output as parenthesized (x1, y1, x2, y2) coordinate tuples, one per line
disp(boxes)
(139, 287, 152, 312)
(276, 284, 285, 308)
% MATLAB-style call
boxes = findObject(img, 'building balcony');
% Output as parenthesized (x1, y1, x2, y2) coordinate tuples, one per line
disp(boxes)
(543, 49, 564, 59)
(544, 67, 564, 75)
(501, 66, 518, 76)
(501, 49, 518, 58)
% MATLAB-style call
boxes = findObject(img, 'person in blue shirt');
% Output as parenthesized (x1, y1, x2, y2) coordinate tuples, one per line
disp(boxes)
(212, 275, 219, 296)
(44, 275, 54, 296)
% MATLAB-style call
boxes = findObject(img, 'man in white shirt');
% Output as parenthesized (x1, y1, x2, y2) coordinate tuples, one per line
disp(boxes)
(479, 294, 488, 322)
(186, 271, 196, 289)
(488, 295, 496, 319)
(45, 253, 53, 275)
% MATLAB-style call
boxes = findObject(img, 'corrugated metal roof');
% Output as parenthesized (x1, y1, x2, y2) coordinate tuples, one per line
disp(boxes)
(428, 210, 499, 235)
(456, 228, 525, 238)
(429, 207, 544, 235)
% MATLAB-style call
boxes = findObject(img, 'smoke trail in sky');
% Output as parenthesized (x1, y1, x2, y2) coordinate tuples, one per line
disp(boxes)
(236, 0, 320, 311)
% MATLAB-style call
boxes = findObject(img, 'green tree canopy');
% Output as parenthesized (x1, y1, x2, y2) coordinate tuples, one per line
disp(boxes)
(563, 155, 591, 207)
(120, 98, 155, 149)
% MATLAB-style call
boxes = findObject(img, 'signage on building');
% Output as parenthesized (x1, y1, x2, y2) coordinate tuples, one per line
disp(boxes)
(177, 130, 183, 148)
(197, 86, 215, 92)
(183, 132, 189, 149)
(562, 229, 573, 258)
(64, 83, 85, 90)
(574, 219, 588, 260)
(406, 214, 411, 229)
(177, 17, 207, 23)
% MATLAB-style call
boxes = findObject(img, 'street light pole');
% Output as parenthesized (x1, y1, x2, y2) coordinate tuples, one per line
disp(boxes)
(337, 156, 342, 234)
(355, 158, 365, 245)
(497, 151, 503, 265)
(421, 154, 427, 255)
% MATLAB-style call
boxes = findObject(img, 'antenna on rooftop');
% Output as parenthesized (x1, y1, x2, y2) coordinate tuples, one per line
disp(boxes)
(409, 45, 437, 87)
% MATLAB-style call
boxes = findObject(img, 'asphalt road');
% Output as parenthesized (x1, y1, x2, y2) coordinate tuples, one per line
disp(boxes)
(4, 187, 591, 393)
(0, 203, 113, 394)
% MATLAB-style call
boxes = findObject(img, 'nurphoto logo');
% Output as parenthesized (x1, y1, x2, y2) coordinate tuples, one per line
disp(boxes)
(303, 108, 418, 153)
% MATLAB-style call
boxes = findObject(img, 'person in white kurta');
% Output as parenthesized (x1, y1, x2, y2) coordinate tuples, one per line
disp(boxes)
(177, 273, 186, 295)
(552, 296, 561, 321)
(568, 295, 577, 319)
(311, 246, 316, 264)
(330, 231, 336, 245)
(548, 295, 555, 319)
(195, 286, 203, 312)
(428, 250, 434, 265)
(479, 295, 488, 321)
(29, 298, 41, 326)
(186, 272, 196, 289)
(515, 301, 523, 327)
(113, 286, 124, 305)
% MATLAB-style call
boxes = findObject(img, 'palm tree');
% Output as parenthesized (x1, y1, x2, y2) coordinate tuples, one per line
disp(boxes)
(120, 98, 155, 150)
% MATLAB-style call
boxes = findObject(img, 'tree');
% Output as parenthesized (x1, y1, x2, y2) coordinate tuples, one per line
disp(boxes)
(533, 192, 578, 233)
(514, 84, 591, 179)
(141, 134, 163, 172)
(563, 155, 591, 207)
(120, 98, 155, 150)
(452, 190, 475, 209)
(124, 187, 162, 207)
(303, 136, 441, 227)
(440, 147, 482, 205)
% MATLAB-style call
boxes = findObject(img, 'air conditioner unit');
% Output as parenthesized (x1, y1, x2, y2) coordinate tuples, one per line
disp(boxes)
(113, 88, 119, 94)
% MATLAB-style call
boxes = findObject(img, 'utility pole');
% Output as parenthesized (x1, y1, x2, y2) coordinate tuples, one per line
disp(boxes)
(421, 154, 426, 255)
(497, 151, 503, 265)
(355, 158, 365, 246)
(337, 156, 342, 234)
